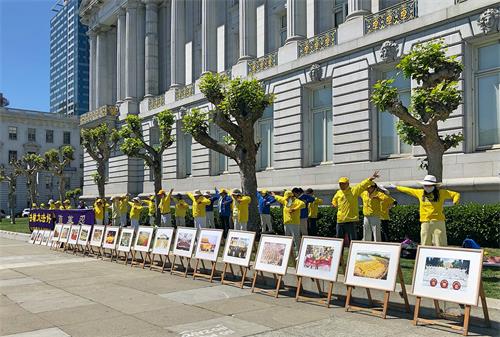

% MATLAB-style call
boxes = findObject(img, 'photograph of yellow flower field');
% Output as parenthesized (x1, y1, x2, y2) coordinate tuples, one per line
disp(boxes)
(354, 252, 390, 280)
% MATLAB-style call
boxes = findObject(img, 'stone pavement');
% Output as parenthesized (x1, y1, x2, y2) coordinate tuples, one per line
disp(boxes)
(0, 237, 498, 337)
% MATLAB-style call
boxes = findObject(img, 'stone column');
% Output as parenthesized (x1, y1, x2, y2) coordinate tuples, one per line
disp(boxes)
(144, 0, 159, 96)
(87, 29, 97, 111)
(170, 0, 185, 88)
(158, 0, 170, 92)
(95, 27, 109, 108)
(116, 8, 126, 103)
(238, 0, 256, 62)
(346, 0, 371, 21)
(125, 1, 138, 102)
(286, 0, 307, 43)
(201, 0, 216, 74)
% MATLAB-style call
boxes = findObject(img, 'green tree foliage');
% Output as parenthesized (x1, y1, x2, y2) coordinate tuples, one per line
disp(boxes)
(119, 109, 175, 225)
(11, 154, 45, 206)
(372, 40, 463, 181)
(182, 73, 274, 231)
(65, 188, 82, 207)
(44, 145, 75, 202)
(0, 165, 21, 224)
(81, 124, 120, 198)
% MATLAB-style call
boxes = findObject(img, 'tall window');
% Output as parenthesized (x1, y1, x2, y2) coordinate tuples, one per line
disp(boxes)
(379, 70, 412, 156)
(63, 131, 71, 145)
(177, 124, 192, 178)
(8, 127, 17, 140)
(333, 0, 348, 28)
(28, 128, 36, 142)
(476, 41, 500, 147)
(257, 105, 274, 170)
(306, 85, 333, 165)
(8, 151, 17, 163)
(279, 14, 287, 47)
(46, 130, 54, 143)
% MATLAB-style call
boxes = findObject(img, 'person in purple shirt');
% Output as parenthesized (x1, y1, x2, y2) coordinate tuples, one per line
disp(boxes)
(256, 190, 276, 233)
(215, 188, 232, 238)
(204, 190, 219, 228)
(292, 187, 315, 236)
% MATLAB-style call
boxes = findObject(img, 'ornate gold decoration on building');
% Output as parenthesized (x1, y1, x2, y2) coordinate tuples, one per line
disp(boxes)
(175, 83, 195, 101)
(148, 94, 165, 110)
(364, 0, 418, 34)
(248, 51, 278, 75)
(298, 28, 337, 58)
(80, 105, 118, 126)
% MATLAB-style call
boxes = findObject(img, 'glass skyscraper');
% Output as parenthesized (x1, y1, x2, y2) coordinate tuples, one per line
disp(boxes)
(50, 0, 89, 115)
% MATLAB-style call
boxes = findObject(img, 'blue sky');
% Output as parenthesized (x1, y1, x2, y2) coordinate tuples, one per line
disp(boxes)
(0, 0, 53, 112)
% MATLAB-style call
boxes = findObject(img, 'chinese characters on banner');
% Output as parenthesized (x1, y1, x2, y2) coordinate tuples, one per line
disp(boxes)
(28, 209, 95, 231)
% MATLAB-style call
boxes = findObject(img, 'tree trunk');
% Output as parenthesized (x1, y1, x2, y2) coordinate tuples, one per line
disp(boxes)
(58, 174, 65, 202)
(239, 157, 260, 232)
(96, 161, 106, 198)
(424, 135, 445, 182)
(28, 175, 37, 206)
(153, 160, 162, 226)
(8, 185, 16, 224)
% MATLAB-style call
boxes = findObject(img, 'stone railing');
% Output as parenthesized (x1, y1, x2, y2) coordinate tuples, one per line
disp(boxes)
(175, 83, 195, 101)
(364, 0, 418, 34)
(148, 94, 165, 110)
(248, 51, 278, 75)
(80, 105, 118, 126)
(298, 28, 337, 58)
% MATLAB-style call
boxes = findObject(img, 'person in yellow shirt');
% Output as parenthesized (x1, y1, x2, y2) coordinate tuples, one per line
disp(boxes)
(128, 197, 144, 230)
(232, 190, 251, 231)
(39, 203, 46, 209)
(272, 190, 305, 252)
(63, 199, 72, 210)
(187, 190, 211, 229)
(111, 196, 122, 227)
(48, 199, 56, 210)
(119, 195, 129, 227)
(158, 189, 173, 227)
(378, 186, 395, 242)
(331, 171, 380, 243)
(94, 199, 105, 225)
(360, 182, 390, 242)
(305, 189, 323, 236)
(31, 203, 38, 209)
(143, 195, 156, 225)
(173, 193, 189, 226)
(389, 175, 460, 247)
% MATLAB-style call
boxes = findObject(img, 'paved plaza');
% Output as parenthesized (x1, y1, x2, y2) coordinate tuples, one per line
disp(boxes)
(0, 237, 498, 337)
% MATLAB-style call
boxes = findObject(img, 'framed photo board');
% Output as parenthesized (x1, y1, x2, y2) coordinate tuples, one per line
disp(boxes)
(172, 227, 197, 258)
(35, 230, 44, 244)
(134, 227, 155, 253)
(344, 241, 401, 292)
(78, 225, 92, 246)
(60, 225, 71, 244)
(194, 228, 223, 262)
(296, 236, 344, 282)
(254, 235, 294, 276)
(67, 225, 81, 245)
(222, 230, 256, 267)
(412, 246, 483, 306)
(29, 230, 39, 244)
(90, 225, 105, 247)
(41, 230, 51, 246)
(151, 227, 174, 255)
(102, 226, 120, 249)
(53, 224, 62, 242)
(117, 228, 135, 253)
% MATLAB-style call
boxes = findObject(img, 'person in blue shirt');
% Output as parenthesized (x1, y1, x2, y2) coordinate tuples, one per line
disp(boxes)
(292, 187, 315, 236)
(204, 190, 220, 228)
(256, 189, 276, 233)
(216, 188, 232, 238)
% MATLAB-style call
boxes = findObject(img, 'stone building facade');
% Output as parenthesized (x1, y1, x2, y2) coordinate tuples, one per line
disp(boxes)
(79, 0, 500, 203)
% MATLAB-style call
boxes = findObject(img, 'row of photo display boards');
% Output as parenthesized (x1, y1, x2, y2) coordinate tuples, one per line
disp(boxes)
(29, 224, 489, 336)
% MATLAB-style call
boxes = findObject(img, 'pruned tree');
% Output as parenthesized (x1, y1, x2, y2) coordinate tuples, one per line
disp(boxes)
(11, 153, 45, 207)
(44, 145, 75, 202)
(0, 165, 21, 224)
(372, 40, 463, 181)
(119, 109, 175, 225)
(65, 188, 82, 207)
(81, 124, 120, 198)
(182, 73, 274, 231)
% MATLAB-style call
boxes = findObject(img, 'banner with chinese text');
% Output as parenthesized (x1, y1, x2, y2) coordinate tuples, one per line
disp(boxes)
(28, 209, 95, 231)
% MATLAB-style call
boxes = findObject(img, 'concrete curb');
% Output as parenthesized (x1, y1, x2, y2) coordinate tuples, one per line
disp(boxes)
(1, 229, 498, 311)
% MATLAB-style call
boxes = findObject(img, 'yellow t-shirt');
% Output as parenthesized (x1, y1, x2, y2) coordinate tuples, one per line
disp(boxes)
(236, 196, 251, 223)
(128, 202, 144, 220)
(379, 195, 395, 221)
(144, 200, 156, 216)
(94, 203, 104, 220)
(331, 178, 372, 223)
(159, 191, 172, 214)
(187, 193, 211, 218)
(119, 199, 129, 215)
(360, 191, 389, 217)
(174, 200, 189, 217)
(308, 197, 323, 218)
(275, 195, 305, 225)
(396, 186, 460, 222)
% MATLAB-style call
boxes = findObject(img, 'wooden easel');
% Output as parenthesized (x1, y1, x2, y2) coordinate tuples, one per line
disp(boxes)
(149, 253, 171, 273)
(251, 270, 284, 298)
(413, 282, 490, 336)
(192, 258, 218, 283)
(170, 255, 192, 277)
(130, 250, 147, 268)
(102, 247, 116, 261)
(345, 264, 410, 319)
(296, 277, 335, 308)
(88, 244, 102, 258)
(115, 249, 131, 265)
(221, 263, 250, 288)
